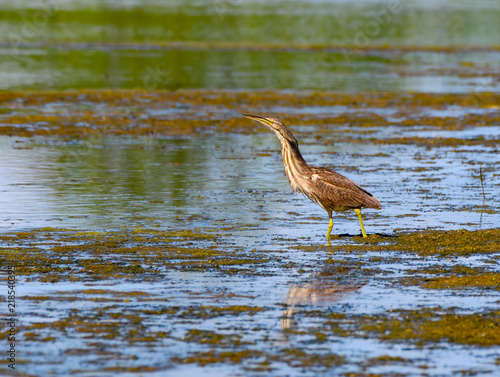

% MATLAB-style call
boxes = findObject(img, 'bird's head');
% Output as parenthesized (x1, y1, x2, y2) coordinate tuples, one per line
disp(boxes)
(243, 114, 297, 144)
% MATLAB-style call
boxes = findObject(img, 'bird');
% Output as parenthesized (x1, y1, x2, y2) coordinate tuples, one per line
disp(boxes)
(243, 114, 381, 239)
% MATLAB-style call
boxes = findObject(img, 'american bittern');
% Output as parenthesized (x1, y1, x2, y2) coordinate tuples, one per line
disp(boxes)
(244, 114, 381, 239)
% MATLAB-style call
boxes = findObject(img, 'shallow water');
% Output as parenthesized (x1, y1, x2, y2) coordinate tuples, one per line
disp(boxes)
(1, 124, 499, 234)
(1, 1, 500, 376)
(1, 104, 499, 375)
(7, 235, 500, 377)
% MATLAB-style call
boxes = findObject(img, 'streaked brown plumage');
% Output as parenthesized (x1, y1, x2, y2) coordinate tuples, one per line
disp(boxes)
(243, 114, 381, 238)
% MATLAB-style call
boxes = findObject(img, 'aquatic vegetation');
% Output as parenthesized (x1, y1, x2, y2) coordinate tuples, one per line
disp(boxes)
(421, 273, 500, 290)
(0, 89, 499, 139)
(365, 355, 413, 366)
(182, 329, 247, 346)
(172, 348, 345, 368)
(1, 227, 498, 284)
(322, 228, 500, 257)
(0, 227, 274, 282)
(358, 308, 500, 347)
(1, 223, 498, 376)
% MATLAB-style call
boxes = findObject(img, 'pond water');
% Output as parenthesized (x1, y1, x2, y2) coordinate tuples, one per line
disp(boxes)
(1, 0, 500, 92)
(0, 1, 499, 376)
(1, 124, 499, 235)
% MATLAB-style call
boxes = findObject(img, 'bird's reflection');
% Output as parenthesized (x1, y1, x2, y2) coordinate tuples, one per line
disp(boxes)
(281, 266, 365, 330)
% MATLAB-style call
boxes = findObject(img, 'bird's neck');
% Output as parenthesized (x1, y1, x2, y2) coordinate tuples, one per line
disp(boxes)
(280, 139, 311, 193)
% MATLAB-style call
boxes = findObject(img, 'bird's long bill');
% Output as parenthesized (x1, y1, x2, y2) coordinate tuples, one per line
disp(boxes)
(243, 114, 274, 128)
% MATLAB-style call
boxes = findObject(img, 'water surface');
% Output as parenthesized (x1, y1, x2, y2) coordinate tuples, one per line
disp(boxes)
(0, 1, 499, 376)
(1, 0, 499, 91)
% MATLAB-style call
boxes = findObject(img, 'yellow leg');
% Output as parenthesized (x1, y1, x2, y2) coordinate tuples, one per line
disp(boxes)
(326, 212, 333, 239)
(354, 208, 368, 238)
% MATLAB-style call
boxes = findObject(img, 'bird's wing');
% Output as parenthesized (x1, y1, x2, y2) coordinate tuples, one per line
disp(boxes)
(309, 167, 381, 210)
